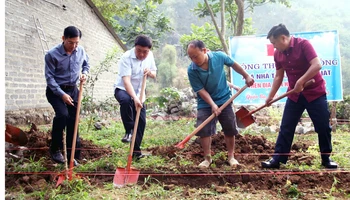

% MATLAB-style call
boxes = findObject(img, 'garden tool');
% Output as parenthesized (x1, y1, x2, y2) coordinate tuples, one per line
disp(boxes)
(5, 124, 28, 146)
(235, 79, 315, 128)
(56, 130, 69, 187)
(113, 74, 147, 188)
(175, 85, 248, 149)
(56, 81, 84, 187)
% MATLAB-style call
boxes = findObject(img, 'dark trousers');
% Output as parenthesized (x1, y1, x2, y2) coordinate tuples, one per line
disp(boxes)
(114, 88, 146, 154)
(46, 86, 81, 160)
(273, 94, 332, 163)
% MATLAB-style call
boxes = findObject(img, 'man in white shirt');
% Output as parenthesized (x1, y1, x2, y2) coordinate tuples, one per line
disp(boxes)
(114, 35, 157, 159)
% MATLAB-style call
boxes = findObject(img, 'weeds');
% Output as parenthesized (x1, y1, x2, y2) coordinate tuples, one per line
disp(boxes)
(13, 156, 47, 172)
(7, 117, 350, 199)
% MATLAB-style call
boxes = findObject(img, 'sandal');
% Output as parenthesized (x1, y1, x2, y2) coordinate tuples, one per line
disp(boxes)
(228, 157, 239, 166)
(198, 159, 212, 168)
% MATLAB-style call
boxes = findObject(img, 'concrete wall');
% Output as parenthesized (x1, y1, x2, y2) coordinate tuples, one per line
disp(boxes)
(5, 0, 125, 123)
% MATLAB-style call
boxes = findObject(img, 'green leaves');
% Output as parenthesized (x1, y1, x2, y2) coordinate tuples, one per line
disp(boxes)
(180, 23, 222, 53)
(157, 45, 177, 88)
(115, 1, 173, 49)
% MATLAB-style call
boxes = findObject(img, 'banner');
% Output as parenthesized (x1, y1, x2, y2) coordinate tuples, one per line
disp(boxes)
(229, 30, 343, 105)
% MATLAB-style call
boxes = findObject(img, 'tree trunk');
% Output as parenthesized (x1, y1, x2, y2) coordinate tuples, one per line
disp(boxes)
(220, 0, 225, 37)
(235, 0, 244, 36)
(204, 0, 229, 54)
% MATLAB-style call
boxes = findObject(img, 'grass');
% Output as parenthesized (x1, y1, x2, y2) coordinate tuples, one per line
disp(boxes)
(6, 116, 350, 199)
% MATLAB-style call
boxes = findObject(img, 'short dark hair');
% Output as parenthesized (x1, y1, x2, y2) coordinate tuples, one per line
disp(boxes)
(187, 40, 206, 49)
(64, 26, 82, 38)
(267, 24, 290, 39)
(134, 35, 152, 48)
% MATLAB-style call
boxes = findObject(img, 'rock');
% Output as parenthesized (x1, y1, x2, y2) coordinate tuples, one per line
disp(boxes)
(94, 122, 102, 130)
(23, 185, 34, 193)
(295, 125, 304, 134)
(170, 107, 179, 114)
(164, 184, 175, 190)
(214, 185, 228, 193)
(34, 179, 47, 189)
(22, 176, 30, 184)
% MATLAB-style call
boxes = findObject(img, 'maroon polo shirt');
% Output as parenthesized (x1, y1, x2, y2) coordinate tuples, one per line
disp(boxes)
(274, 37, 326, 102)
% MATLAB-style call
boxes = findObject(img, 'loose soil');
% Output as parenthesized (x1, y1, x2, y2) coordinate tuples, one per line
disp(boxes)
(5, 123, 350, 199)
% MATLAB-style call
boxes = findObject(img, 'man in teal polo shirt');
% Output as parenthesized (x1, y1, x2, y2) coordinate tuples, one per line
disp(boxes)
(187, 40, 254, 168)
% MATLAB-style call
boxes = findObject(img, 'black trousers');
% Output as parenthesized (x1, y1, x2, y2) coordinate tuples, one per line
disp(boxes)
(46, 86, 81, 160)
(114, 88, 146, 155)
(273, 94, 332, 163)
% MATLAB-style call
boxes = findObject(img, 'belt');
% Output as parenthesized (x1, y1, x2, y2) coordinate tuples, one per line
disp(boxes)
(60, 85, 76, 90)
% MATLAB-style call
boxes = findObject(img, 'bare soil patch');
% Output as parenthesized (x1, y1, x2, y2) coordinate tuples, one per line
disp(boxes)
(5, 123, 350, 199)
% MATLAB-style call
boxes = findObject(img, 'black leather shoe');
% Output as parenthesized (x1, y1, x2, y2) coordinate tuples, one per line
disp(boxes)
(121, 133, 132, 143)
(73, 159, 80, 167)
(132, 153, 145, 160)
(322, 159, 338, 169)
(50, 150, 65, 164)
(261, 158, 280, 169)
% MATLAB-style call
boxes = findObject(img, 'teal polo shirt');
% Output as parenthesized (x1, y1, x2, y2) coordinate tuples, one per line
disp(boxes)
(187, 51, 234, 109)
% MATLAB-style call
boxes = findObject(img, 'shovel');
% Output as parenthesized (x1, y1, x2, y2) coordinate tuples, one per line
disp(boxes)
(56, 130, 68, 186)
(56, 81, 84, 187)
(175, 85, 248, 149)
(5, 124, 28, 146)
(235, 79, 315, 128)
(113, 74, 148, 188)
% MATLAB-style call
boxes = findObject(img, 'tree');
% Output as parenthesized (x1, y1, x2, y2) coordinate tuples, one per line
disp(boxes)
(92, 0, 172, 49)
(115, 0, 173, 48)
(193, 0, 290, 54)
(91, 0, 130, 25)
(179, 23, 222, 54)
(157, 45, 177, 88)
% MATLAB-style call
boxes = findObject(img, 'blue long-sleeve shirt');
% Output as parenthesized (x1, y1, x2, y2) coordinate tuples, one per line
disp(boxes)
(45, 43, 90, 97)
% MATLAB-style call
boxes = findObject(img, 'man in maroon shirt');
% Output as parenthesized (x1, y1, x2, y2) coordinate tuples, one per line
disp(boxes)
(261, 24, 337, 169)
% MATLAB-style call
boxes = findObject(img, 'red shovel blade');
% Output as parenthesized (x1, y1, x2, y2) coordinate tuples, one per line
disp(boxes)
(113, 167, 140, 188)
(56, 174, 67, 187)
(235, 106, 256, 128)
(5, 124, 28, 146)
(55, 170, 81, 187)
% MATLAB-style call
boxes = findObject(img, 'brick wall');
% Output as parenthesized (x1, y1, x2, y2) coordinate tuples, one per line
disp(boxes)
(5, 0, 124, 115)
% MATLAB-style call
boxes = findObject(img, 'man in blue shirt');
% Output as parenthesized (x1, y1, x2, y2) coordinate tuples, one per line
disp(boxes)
(187, 40, 254, 168)
(114, 35, 157, 160)
(45, 26, 90, 166)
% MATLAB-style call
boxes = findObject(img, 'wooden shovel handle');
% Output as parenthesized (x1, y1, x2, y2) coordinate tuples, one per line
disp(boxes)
(175, 85, 248, 148)
(245, 79, 315, 116)
(126, 74, 147, 170)
(69, 82, 83, 171)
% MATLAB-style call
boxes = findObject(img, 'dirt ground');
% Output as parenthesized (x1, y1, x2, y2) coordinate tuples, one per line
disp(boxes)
(5, 123, 350, 199)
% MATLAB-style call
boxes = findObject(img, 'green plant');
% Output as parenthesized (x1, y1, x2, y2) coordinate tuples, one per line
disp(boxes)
(266, 106, 283, 125)
(326, 176, 339, 197)
(145, 87, 180, 112)
(82, 46, 121, 131)
(180, 23, 222, 53)
(334, 95, 350, 119)
(286, 184, 301, 198)
(115, 0, 173, 48)
(157, 45, 178, 88)
(13, 156, 47, 172)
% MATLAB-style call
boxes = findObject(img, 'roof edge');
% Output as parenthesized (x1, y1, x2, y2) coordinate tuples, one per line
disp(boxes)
(85, 0, 127, 51)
